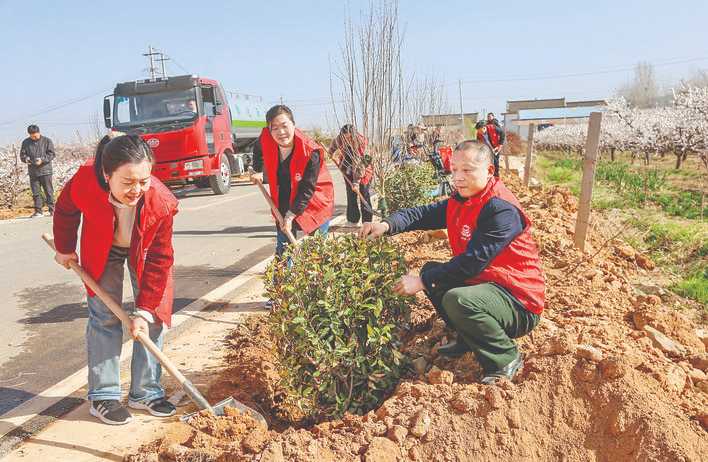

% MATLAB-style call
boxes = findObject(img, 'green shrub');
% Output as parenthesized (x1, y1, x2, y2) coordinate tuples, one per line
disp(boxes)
(673, 264, 708, 307)
(546, 165, 580, 184)
(553, 158, 582, 170)
(265, 234, 409, 419)
(595, 162, 668, 198)
(383, 163, 438, 213)
(653, 190, 704, 219)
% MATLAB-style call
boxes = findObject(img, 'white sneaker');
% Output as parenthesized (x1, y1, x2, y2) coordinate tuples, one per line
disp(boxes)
(89, 399, 133, 425)
(128, 397, 176, 417)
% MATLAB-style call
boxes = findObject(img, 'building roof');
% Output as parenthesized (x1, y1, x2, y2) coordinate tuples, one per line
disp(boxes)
(566, 99, 607, 108)
(512, 106, 606, 125)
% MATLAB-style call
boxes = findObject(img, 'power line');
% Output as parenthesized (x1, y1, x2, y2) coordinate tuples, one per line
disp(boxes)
(164, 53, 191, 75)
(0, 88, 110, 127)
(452, 56, 708, 87)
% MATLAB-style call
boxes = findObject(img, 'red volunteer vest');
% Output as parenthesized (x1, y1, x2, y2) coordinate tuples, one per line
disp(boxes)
(53, 161, 178, 326)
(259, 127, 334, 234)
(486, 123, 501, 148)
(446, 178, 545, 314)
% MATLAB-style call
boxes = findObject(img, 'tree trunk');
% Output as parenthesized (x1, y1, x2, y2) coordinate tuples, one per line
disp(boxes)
(610, 147, 616, 162)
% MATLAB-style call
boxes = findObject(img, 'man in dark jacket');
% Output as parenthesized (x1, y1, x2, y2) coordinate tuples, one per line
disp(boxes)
(360, 140, 545, 384)
(20, 125, 55, 217)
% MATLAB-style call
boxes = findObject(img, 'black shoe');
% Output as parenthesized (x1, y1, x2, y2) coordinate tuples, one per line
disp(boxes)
(481, 352, 524, 385)
(438, 340, 470, 358)
(30, 211, 44, 218)
(90, 399, 133, 425)
(128, 397, 176, 417)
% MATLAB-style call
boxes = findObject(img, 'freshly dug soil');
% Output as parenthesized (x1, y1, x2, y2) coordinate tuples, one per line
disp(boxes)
(126, 175, 707, 462)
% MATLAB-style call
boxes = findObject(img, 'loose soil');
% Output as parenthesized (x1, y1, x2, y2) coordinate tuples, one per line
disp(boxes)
(126, 175, 707, 462)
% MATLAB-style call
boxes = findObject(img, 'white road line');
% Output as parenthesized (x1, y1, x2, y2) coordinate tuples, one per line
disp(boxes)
(179, 191, 260, 212)
(0, 213, 347, 439)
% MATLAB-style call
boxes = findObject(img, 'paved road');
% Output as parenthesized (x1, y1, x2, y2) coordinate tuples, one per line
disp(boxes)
(0, 169, 347, 415)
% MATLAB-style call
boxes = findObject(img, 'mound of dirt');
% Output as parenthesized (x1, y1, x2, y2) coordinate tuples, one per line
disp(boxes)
(127, 176, 707, 462)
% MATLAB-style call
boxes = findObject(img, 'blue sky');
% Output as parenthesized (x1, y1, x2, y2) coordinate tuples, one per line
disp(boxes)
(1, 0, 706, 144)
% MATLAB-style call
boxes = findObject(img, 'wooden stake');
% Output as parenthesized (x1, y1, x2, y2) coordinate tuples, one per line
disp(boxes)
(523, 123, 535, 186)
(574, 112, 603, 252)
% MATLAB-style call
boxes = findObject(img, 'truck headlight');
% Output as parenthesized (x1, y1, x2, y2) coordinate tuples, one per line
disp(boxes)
(184, 160, 204, 170)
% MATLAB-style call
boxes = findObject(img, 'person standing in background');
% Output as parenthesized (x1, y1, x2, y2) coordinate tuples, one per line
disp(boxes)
(20, 124, 56, 217)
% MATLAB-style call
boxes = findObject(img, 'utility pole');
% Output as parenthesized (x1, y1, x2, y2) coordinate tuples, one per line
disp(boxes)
(155, 52, 170, 78)
(280, 95, 284, 105)
(143, 45, 161, 80)
(458, 79, 465, 136)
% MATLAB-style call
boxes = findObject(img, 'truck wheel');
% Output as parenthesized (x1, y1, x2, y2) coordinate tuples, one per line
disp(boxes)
(209, 155, 231, 195)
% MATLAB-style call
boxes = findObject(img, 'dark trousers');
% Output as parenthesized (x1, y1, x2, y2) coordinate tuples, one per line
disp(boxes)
(493, 153, 500, 178)
(421, 261, 539, 372)
(345, 179, 372, 223)
(30, 174, 54, 213)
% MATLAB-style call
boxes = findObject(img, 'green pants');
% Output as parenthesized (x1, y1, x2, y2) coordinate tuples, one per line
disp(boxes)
(422, 263, 540, 371)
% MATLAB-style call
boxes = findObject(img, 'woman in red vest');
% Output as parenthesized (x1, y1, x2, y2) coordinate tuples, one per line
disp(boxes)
(52, 134, 178, 425)
(250, 105, 334, 258)
(360, 140, 544, 384)
(328, 124, 372, 226)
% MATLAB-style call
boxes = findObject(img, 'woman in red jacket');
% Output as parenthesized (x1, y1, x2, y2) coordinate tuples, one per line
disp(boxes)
(250, 105, 334, 258)
(52, 134, 178, 425)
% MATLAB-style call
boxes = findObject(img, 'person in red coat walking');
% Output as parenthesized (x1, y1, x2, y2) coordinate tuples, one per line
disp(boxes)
(250, 105, 334, 258)
(360, 140, 544, 384)
(328, 124, 373, 226)
(52, 134, 178, 425)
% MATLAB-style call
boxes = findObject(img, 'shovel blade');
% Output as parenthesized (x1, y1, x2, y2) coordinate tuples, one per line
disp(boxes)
(181, 396, 268, 428)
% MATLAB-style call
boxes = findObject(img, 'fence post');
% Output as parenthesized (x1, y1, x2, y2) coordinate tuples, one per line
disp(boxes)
(574, 112, 603, 252)
(523, 123, 535, 186)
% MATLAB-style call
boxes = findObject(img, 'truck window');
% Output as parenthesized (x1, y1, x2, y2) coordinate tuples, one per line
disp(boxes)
(201, 86, 216, 116)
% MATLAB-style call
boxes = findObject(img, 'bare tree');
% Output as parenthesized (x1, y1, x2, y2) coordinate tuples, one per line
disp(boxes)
(88, 110, 106, 143)
(329, 0, 407, 212)
(617, 62, 669, 108)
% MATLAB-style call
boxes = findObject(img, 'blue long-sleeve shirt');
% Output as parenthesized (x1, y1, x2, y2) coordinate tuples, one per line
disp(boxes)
(383, 194, 524, 291)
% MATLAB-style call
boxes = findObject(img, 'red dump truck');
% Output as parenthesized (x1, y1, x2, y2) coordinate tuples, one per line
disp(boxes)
(103, 74, 266, 194)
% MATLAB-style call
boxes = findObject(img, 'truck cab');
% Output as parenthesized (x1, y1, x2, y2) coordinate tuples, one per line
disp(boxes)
(104, 75, 262, 195)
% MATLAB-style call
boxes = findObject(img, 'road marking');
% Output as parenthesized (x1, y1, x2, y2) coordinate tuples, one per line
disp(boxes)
(0, 213, 347, 440)
(179, 191, 260, 212)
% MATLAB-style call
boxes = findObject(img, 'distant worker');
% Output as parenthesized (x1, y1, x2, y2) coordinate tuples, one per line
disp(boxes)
(486, 113, 505, 177)
(328, 124, 373, 227)
(20, 124, 55, 217)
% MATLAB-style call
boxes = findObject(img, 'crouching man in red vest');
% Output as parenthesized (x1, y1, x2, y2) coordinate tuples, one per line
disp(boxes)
(360, 140, 545, 384)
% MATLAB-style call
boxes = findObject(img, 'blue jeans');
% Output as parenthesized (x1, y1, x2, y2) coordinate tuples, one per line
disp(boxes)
(275, 220, 330, 257)
(86, 246, 165, 402)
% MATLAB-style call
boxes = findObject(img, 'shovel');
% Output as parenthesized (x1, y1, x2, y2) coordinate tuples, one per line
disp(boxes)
(249, 169, 297, 245)
(42, 233, 267, 427)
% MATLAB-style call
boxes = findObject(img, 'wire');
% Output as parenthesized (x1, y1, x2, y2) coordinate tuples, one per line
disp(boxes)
(164, 53, 191, 75)
(0, 88, 109, 127)
(451, 56, 708, 87)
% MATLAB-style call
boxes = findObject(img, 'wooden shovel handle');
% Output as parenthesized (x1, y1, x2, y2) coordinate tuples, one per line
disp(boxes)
(42, 233, 214, 412)
(251, 174, 298, 245)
